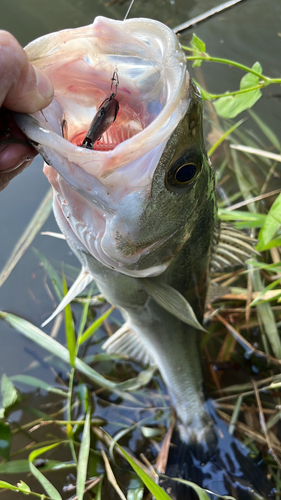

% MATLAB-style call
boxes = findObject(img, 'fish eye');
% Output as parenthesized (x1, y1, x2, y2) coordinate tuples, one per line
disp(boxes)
(165, 152, 201, 192)
(175, 163, 197, 183)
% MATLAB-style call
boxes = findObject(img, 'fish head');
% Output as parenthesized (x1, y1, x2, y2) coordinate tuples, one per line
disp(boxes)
(15, 16, 215, 278)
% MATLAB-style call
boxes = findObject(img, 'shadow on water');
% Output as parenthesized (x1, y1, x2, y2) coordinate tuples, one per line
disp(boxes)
(0, 0, 281, 498)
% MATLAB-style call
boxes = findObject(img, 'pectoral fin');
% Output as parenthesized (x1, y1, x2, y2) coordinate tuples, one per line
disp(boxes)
(102, 322, 154, 365)
(139, 279, 206, 332)
(41, 268, 94, 327)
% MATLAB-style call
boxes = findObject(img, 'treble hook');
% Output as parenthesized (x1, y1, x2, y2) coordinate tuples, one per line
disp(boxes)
(110, 70, 119, 98)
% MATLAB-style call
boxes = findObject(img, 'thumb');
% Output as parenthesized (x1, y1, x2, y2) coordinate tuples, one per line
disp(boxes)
(0, 30, 53, 113)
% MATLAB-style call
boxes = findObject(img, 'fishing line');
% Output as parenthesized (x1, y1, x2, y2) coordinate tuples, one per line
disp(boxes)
(82, 0, 136, 150)
(114, 0, 136, 74)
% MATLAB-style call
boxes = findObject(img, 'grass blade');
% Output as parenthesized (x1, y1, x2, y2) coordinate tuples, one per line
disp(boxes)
(79, 306, 114, 345)
(231, 144, 281, 162)
(77, 409, 91, 500)
(248, 110, 281, 150)
(33, 248, 63, 301)
(101, 449, 127, 500)
(105, 434, 172, 500)
(208, 119, 245, 157)
(0, 312, 139, 401)
(251, 269, 281, 358)
(29, 443, 62, 499)
(0, 188, 53, 288)
(0, 480, 31, 494)
(256, 193, 281, 250)
(10, 374, 67, 397)
(0, 459, 74, 474)
(62, 273, 76, 367)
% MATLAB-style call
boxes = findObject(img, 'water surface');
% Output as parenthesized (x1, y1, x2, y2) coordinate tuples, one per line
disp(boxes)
(0, 0, 280, 496)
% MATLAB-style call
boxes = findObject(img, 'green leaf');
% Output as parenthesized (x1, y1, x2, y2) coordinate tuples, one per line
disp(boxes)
(0, 459, 74, 473)
(0, 421, 11, 459)
(79, 306, 114, 345)
(191, 34, 206, 67)
(191, 34, 206, 53)
(76, 384, 89, 414)
(0, 480, 21, 491)
(141, 426, 164, 438)
(162, 476, 236, 499)
(250, 278, 281, 306)
(1, 374, 19, 411)
(213, 62, 262, 118)
(63, 273, 76, 367)
(127, 476, 144, 500)
(256, 236, 281, 251)
(10, 375, 67, 397)
(77, 409, 91, 500)
(256, 193, 281, 250)
(252, 269, 281, 359)
(16, 481, 30, 493)
(108, 435, 172, 500)
(77, 284, 95, 340)
(219, 209, 266, 228)
(29, 443, 62, 500)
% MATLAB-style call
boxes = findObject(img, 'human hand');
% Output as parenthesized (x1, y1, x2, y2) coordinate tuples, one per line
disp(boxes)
(0, 30, 53, 191)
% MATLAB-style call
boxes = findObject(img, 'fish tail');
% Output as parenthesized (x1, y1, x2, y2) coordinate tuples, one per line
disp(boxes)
(162, 401, 275, 500)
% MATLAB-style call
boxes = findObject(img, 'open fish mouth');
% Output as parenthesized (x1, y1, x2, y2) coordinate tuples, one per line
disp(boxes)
(15, 16, 190, 277)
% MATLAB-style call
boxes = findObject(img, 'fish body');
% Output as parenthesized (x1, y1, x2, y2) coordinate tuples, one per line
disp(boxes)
(15, 17, 272, 498)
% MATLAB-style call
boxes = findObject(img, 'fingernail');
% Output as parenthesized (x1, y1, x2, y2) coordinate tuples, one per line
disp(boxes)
(0, 157, 32, 173)
(34, 66, 54, 101)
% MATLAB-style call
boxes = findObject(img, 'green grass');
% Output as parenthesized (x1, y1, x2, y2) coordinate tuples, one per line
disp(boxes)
(0, 34, 280, 500)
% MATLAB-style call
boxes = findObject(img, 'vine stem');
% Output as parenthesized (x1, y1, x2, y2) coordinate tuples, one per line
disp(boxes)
(204, 84, 264, 100)
(185, 55, 268, 80)
(181, 45, 276, 82)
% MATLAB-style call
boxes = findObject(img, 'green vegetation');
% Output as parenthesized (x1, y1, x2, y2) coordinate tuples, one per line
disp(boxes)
(0, 32, 280, 500)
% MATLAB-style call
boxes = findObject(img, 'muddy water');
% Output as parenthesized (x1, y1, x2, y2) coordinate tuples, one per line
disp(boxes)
(0, 0, 280, 496)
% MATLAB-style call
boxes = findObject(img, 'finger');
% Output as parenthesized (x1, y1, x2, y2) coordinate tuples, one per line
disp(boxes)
(0, 30, 53, 113)
(0, 109, 37, 172)
(0, 157, 34, 192)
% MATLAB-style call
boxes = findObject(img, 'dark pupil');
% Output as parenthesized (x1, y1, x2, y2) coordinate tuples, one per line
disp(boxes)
(175, 164, 197, 183)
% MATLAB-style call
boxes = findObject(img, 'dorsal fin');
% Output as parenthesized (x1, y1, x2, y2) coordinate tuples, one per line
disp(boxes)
(211, 223, 258, 273)
(102, 323, 154, 365)
(41, 268, 94, 327)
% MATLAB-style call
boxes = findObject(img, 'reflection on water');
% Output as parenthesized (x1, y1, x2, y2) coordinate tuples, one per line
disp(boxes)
(0, 0, 280, 497)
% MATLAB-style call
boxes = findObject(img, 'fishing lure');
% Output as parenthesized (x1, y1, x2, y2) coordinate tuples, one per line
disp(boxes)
(82, 71, 119, 150)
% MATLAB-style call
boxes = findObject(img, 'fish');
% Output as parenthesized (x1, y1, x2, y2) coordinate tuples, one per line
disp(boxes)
(14, 16, 273, 499)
